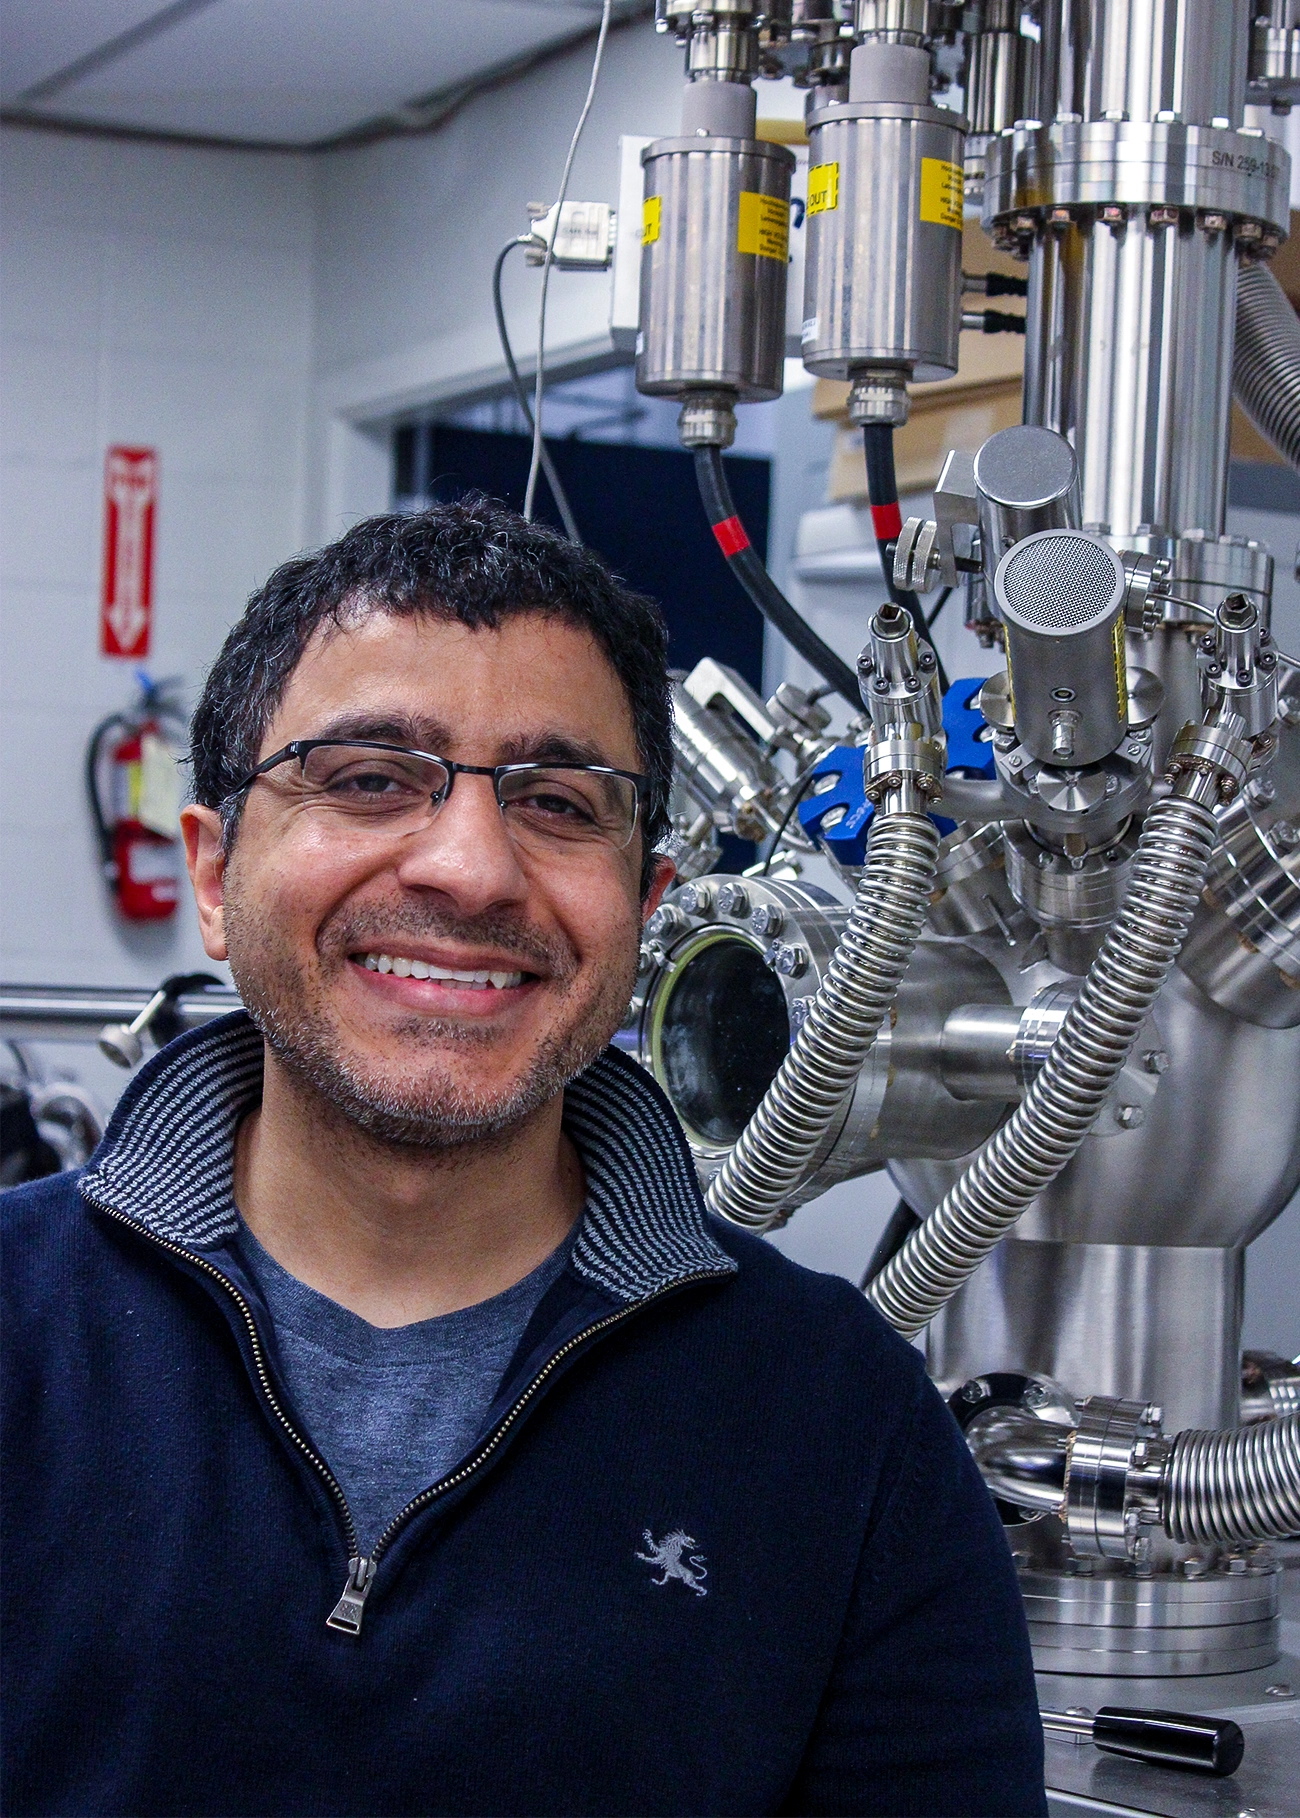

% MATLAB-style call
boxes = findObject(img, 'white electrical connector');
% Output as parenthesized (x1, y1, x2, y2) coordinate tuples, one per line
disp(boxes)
(524, 200, 616, 271)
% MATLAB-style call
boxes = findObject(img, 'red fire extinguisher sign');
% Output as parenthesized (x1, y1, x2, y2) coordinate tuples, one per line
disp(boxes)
(101, 446, 158, 658)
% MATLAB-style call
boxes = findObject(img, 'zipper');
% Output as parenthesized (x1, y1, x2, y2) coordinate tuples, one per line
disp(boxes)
(88, 1197, 727, 1638)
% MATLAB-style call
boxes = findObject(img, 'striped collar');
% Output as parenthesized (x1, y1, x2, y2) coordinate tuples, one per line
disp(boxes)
(79, 1013, 736, 1304)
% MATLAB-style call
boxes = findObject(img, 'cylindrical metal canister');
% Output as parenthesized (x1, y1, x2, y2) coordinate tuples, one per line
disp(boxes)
(637, 136, 795, 403)
(994, 529, 1128, 767)
(800, 100, 966, 382)
(974, 424, 1081, 572)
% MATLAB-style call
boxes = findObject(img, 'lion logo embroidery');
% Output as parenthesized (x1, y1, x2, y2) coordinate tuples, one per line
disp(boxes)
(635, 1529, 708, 1596)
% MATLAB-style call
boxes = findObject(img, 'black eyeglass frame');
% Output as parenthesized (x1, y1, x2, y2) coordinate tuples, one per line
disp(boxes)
(230, 739, 651, 849)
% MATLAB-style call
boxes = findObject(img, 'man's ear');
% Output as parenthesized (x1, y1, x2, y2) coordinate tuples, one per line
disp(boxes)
(641, 854, 677, 923)
(181, 805, 229, 961)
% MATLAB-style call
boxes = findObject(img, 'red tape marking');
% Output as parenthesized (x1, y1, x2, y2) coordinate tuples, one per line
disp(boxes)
(712, 515, 751, 558)
(870, 502, 903, 542)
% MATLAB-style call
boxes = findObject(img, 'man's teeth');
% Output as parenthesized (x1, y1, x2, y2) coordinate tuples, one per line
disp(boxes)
(361, 954, 524, 989)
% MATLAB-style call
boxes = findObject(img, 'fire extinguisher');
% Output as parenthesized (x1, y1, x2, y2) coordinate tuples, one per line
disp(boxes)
(86, 674, 187, 922)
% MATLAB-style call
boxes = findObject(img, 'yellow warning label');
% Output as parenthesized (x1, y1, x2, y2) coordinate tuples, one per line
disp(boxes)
(642, 194, 661, 247)
(807, 162, 839, 216)
(919, 157, 963, 229)
(737, 191, 790, 261)
(1113, 615, 1129, 722)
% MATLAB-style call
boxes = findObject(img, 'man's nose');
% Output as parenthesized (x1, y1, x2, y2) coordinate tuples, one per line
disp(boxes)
(391, 771, 530, 908)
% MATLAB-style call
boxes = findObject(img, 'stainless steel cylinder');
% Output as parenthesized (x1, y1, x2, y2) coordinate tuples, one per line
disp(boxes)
(928, 1238, 1243, 1433)
(801, 100, 966, 383)
(988, 116, 1290, 541)
(1052, 0, 1250, 129)
(994, 530, 1128, 767)
(974, 425, 1081, 571)
(637, 135, 794, 404)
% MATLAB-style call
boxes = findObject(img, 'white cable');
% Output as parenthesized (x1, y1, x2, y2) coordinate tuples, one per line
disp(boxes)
(523, 0, 614, 522)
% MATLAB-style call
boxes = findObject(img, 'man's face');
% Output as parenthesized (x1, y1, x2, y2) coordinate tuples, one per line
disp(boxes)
(182, 609, 673, 1147)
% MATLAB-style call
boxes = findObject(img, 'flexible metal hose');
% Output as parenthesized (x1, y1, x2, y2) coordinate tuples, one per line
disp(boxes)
(706, 810, 940, 1229)
(868, 794, 1220, 1336)
(1234, 263, 1300, 474)
(1163, 1412, 1300, 1547)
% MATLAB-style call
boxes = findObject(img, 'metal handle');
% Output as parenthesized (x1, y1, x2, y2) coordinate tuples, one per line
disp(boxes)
(1042, 1706, 1246, 1778)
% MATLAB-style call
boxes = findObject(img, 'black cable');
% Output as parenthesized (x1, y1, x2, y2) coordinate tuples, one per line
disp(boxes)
(860, 424, 951, 696)
(760, 757, 825, 876)
(859, 1200, 922, 1291)
(492, 239, 582, 544)
(925, 585, 954, 630)
(693, 446, 861, 710)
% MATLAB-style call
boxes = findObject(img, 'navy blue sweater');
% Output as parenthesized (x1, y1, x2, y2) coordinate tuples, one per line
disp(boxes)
(2, 1016, 1045, 1817)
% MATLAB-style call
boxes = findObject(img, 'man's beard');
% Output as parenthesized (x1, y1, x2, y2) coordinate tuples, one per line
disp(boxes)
(223, 891, 636, 1151)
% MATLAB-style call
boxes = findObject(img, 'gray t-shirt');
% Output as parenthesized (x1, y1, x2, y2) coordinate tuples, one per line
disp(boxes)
(236, 1218, 574, 1554)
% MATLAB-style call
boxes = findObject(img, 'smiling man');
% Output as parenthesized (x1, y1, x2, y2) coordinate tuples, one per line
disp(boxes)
(2, 498, 1045, 1817)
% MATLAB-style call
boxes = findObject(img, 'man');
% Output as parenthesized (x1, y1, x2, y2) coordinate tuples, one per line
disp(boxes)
(3, 498, 1046, 1816)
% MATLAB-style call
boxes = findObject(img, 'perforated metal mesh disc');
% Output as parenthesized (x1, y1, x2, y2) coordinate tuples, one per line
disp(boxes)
(996, 531, 1123, 633)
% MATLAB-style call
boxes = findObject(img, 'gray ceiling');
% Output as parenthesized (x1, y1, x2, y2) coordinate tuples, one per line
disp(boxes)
(1, 1, 644, 148)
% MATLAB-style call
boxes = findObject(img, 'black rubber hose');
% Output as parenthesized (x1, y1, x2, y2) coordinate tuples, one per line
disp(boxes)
(85, 713, 127, 882)
(859, 1199, 922, 1290)
(693, 446, 861, 710)
(861, 424, 950, 694)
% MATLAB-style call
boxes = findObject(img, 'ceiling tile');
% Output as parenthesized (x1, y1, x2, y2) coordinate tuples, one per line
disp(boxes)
(1, 0, 179, 105)
(12, 0, 602, 144)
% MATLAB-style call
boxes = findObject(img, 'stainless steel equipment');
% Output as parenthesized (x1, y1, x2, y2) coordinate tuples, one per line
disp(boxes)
(634, 0, 1300, 1731)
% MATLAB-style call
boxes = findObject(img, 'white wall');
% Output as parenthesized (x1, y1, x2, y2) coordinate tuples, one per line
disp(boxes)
(0, 125, 314, 994)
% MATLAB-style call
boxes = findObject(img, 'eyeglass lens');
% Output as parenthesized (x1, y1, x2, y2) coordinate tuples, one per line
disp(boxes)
(292, 745, 639, 848)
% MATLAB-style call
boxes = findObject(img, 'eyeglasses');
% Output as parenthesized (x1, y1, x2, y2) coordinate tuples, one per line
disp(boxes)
(232, 740, 648, 851)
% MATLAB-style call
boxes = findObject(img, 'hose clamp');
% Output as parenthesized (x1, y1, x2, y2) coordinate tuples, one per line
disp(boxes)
(864, 732, 946, 803)
(1065, 1395, 1171, 1561)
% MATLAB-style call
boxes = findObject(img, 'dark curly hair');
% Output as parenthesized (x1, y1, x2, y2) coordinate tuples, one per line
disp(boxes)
(190, 496, 673, 894)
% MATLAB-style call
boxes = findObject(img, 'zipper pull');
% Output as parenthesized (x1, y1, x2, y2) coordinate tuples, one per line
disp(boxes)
(326, 1556, 376, 1635)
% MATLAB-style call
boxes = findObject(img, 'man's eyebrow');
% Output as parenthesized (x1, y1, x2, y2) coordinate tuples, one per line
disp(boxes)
(308, 712, 451, 748)
(496, 732, 626, 769)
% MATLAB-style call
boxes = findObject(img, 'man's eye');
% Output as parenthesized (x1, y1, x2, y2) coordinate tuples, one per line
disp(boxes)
(317, 766, 424, 801)
(514, 788, 597, 822)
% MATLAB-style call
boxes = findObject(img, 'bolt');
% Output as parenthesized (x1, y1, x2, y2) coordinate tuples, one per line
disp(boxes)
(1200, 633, 1217, 652)
(1142, 1048, 1170, 1075)
(1202, 211, 1228, 234)
(677, 882, 712, 917)
(1265, 1683, 1295, 1698)
(1227, 1554, 1248, 1574)
(774, 942, 809, 978)
(644, 906, 683, 940)
(811, 770, 839, 795)
(1105, 775, 1119, 793)
(959, 1377, 989, 1403)
(788, 997, 813, 1036)
(820, 803, 848, 830)
(750, 903, 783, 939)
(1141, 1403, 1163, 1427)
(1182, 1555, 1210, 1579)
(1101, 204, 1126, 226)
(1272, 821, 1298, 849)
(717, 883, 749, 918)
(874, 674, 890, 692)
(1021, 1381, 1051, 1410)
(645, 939, 668, 968)
(637, 945, 653, 976)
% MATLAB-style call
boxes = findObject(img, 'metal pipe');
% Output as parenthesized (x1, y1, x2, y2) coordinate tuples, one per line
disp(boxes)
(1, 983, 241, 1043)
(1163, 1410, 1300, 1546)
(964, 1406, 1070, 1512)
(867, 776, 1227, 1338)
